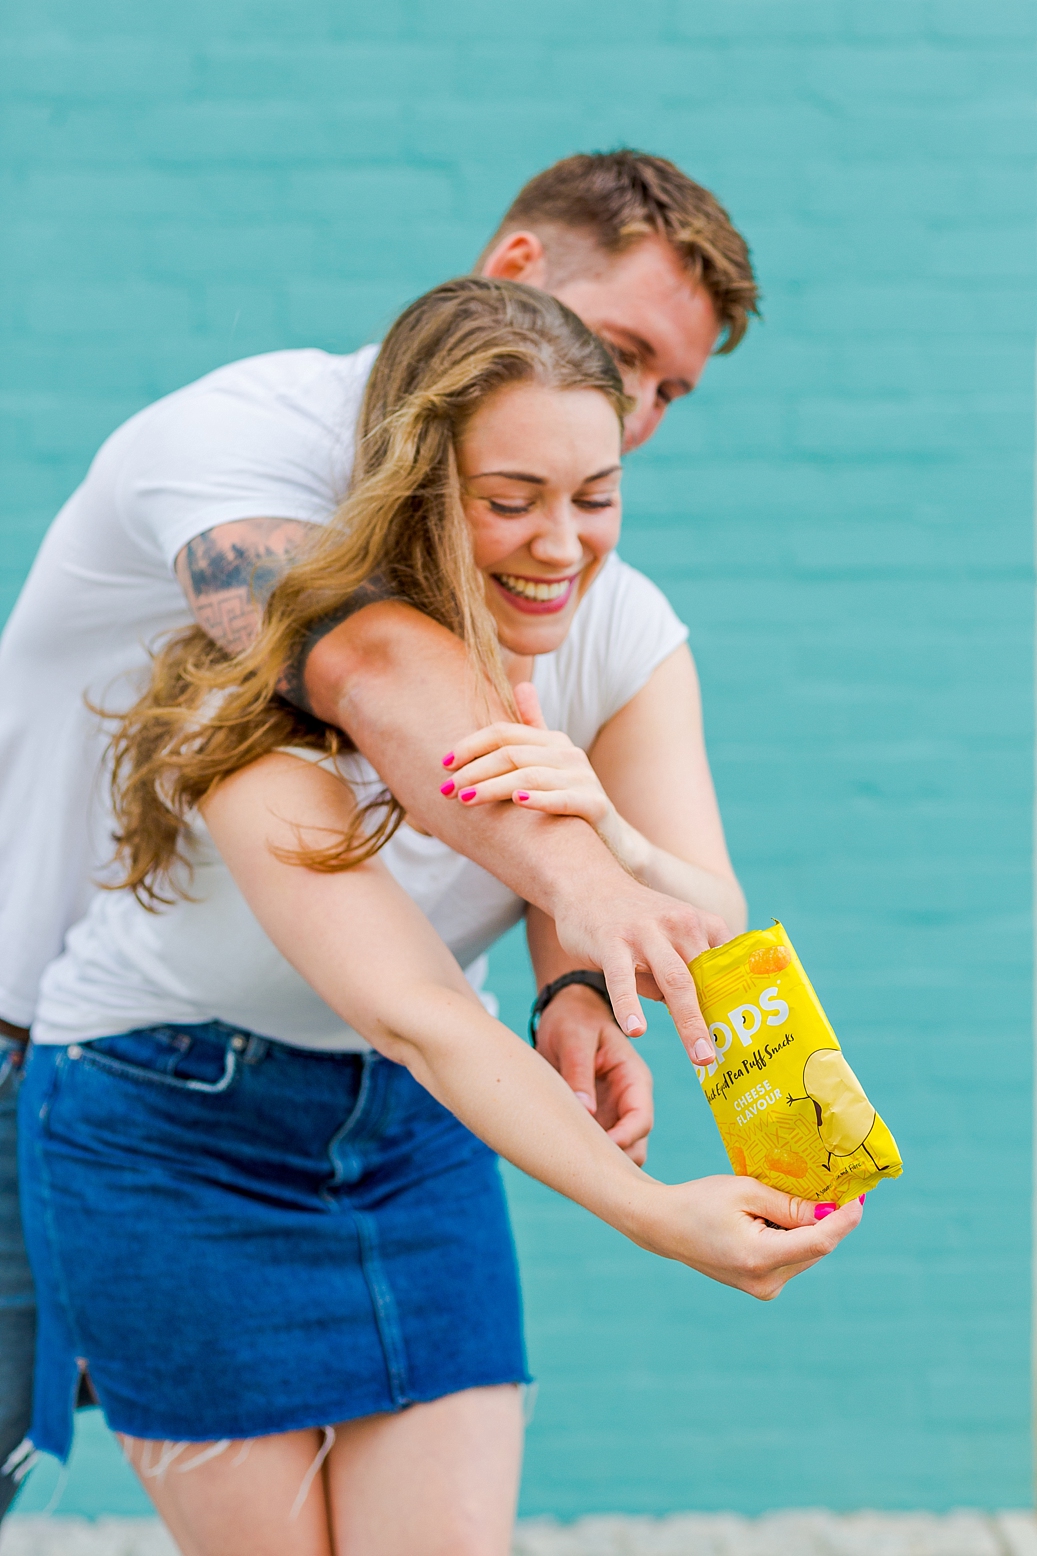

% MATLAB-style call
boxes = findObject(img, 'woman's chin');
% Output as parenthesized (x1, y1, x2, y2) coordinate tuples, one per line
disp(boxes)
(495, 616, 574, 659)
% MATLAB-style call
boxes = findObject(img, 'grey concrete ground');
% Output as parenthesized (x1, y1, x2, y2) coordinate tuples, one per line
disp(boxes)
(1, 1513, 1035, 1555)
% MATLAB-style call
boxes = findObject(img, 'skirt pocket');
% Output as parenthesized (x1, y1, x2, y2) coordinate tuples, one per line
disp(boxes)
(76, 1024, 243, 1095)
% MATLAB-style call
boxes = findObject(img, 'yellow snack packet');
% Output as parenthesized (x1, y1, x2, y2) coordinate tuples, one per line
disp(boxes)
(689, 922, 901, 1206)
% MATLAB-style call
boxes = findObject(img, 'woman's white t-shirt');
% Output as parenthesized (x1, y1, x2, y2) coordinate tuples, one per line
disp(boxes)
(32, 552, 688, 1051)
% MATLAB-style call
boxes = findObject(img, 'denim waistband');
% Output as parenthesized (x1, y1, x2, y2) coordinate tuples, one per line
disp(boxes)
(73, 1019, 375, 1099)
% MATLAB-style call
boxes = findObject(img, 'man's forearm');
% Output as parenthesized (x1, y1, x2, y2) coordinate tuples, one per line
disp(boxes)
(304, 602, 634, 919)
(304, 601, 725, 1063)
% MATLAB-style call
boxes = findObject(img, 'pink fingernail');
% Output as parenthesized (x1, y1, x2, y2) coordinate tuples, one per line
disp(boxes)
(813, 1203, 837, 1221)
(859, 1194, 866, 1206)
(574, 1091, 595, 1110)
(515, 790, 530, 801)
(459, 788, 477, 802)
(441, 753, 454, 767)
(440, 780, 455, 796)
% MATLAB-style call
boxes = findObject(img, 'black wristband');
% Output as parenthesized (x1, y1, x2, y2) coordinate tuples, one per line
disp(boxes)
(280, 572, 405, 714)
(529, 970, 612, 1046)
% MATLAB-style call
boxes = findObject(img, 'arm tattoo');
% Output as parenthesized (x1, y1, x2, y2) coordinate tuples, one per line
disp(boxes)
(175, 518, 318, 658)
(176, 520, 406, 713)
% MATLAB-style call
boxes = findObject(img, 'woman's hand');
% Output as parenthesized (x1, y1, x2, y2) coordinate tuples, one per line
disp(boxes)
(203, 751, 857, 1299)
(632, 1177, 864, 1300)
(441, 683, 649, 874)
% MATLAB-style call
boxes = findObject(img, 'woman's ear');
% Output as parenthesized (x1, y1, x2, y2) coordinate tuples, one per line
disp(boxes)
(514, 681, 548, 729)
(480, 231, 548, 286)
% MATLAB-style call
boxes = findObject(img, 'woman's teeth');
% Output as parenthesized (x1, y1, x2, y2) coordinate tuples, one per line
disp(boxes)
(495, 573, 572, 602)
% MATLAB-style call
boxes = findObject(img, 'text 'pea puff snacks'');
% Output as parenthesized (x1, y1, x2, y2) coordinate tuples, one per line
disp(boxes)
(689, 923, 901, 1207)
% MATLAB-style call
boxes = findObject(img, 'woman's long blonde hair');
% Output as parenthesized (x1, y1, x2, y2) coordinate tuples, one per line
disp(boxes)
(108, 277, 629, 907)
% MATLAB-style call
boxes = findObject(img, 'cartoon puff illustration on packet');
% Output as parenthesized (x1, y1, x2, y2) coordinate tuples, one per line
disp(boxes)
(689, 923, 902, 1207)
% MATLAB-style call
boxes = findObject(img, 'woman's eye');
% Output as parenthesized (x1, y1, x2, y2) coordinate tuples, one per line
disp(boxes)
(576, 497, 617, 512)
(488, 501, 532, 516)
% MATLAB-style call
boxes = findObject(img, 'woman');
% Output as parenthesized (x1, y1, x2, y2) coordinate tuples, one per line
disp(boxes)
(17, 280, 859, 1556)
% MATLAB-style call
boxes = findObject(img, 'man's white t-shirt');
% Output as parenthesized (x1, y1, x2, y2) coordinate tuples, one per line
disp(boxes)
(0, 347, 687, 1034)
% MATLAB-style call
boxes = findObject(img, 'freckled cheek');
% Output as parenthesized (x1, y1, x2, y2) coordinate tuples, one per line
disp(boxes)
(581, 512, 622, 562)
(467, 518, 534, 576)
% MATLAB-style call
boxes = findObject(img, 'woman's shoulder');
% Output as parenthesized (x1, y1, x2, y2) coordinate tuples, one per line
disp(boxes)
(577, 551, 680, 620)
(534, 554, 689, 747)
(556, 552, 687, 667)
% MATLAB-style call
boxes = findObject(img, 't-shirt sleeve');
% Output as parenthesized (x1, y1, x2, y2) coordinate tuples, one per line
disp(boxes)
(536, 555, 689, 751)
(108, 349, 375, 570)
(594, 557, 689, 723)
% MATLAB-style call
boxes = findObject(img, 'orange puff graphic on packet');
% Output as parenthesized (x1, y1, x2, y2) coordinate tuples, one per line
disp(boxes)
(689, 923, 902, 1207)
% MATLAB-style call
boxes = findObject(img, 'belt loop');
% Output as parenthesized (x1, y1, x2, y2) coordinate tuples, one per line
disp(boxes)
(243, 1035, 268, 1065)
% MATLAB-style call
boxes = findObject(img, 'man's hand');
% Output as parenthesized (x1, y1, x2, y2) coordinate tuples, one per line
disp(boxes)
(534, 984, 653, 1166)
(305, 603, 726, 1066)
(549, 879, 728, 1064)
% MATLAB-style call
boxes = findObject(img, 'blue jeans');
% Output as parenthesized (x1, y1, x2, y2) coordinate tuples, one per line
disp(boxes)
(0, 1039, 34, 1518)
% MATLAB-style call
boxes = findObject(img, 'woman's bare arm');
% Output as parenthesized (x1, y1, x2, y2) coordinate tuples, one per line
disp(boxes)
(587, 647, 747, 931)
(200, 753, 861, 1300)
(444, 648, 748, 934)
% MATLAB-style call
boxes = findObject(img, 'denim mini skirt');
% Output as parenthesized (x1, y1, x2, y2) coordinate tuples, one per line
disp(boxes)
(18, 1022, 528, 1460)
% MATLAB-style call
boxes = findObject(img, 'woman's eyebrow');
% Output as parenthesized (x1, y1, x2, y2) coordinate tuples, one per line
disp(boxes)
(469, 465, 621, 485)
(469, 470, 546, 484)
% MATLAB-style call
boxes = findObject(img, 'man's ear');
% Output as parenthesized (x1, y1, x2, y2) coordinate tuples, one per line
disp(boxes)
(480, 230, 548, 285)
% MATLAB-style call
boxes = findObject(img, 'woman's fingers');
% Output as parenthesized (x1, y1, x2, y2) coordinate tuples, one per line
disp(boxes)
(444, 745, 589, 797)
(451, 771, 608, 819)
(442, 721, 563, 773)
(656, 1176, 864, 1301)
(514, 681, 549, 729)
(512, 788, 609, 821)
(738, 1191, 863, 1297)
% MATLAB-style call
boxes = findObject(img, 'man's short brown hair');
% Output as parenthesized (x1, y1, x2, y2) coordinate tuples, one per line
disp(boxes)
(483, 149, 759, 354)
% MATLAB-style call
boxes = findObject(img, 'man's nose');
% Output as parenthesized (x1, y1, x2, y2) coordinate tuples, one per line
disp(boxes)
(622, 393, 664, 453)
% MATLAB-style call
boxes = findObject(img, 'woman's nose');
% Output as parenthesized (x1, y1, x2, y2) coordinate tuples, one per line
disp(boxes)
(528, 511, 585, 567)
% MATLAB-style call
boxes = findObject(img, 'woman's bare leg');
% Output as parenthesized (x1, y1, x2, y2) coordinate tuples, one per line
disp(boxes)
(118, 1430, 334, 1556)
(325, 1384, 524, 1556)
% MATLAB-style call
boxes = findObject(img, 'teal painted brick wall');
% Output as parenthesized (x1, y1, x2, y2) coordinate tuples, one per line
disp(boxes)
(2, 0, 1034, 1520)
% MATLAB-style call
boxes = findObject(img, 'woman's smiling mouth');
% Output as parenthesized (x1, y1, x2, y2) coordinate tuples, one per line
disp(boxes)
(491, 572, 579, 615)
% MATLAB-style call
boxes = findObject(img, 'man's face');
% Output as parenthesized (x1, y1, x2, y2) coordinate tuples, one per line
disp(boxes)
(482, 233, 722, 452)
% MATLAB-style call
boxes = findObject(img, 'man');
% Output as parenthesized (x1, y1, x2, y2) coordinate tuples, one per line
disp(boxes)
(0, 150, 759, 1510)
